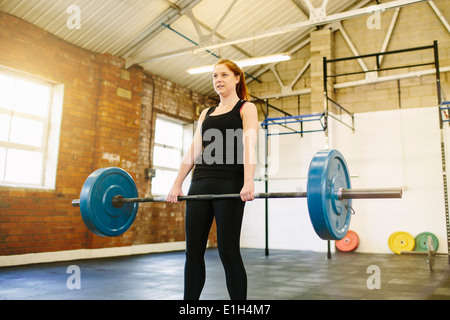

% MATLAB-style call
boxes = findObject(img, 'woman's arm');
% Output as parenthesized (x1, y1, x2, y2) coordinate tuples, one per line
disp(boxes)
(240, 102, 258, 201)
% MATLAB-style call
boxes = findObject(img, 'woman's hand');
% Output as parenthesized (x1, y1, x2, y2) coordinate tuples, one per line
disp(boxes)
(167, 184, 183, 203)
(240, 181, 255, 202)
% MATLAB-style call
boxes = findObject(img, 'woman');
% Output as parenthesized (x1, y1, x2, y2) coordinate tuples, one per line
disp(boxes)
(167, 59, 258, 300)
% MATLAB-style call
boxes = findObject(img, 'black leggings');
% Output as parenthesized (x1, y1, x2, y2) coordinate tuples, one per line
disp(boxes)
(184, 178, 247, 300)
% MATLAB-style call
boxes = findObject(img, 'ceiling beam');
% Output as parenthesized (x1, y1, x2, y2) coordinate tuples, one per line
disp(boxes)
(118, 0, 203, 58)
(246, 0, 371, 86)
(290, 0, 310, 18)
(428, 0, 450, 33)
(127, 0, 427, 66)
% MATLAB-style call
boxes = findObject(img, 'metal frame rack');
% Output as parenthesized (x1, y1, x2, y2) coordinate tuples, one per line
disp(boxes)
(258, 92, 355, 256)
(440, 101, 450, 123)
(259, 41, 450, 260)
(259, 100, 354, 138)
(434, 42, 450, 264)
(323, 40, 449, 262)
(261, 113, 326, 136)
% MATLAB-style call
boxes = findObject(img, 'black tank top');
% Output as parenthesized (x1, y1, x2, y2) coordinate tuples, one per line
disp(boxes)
(192, 100, 246, 181)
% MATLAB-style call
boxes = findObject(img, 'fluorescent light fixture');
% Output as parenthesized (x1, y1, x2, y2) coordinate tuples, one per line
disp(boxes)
(187, 53, 291, 74)
(187, 65, 215, 75)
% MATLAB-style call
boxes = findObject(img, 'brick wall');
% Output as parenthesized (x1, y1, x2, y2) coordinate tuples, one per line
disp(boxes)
(0, 12, 100, 255)
(333, 1, 450, 113)
(133, 73, 216, 247)
(0, 12, 216, 256)
(310, 28, 335, 113)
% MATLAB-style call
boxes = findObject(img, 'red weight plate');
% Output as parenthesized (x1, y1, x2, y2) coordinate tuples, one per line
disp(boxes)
(335, 230, 359, 252)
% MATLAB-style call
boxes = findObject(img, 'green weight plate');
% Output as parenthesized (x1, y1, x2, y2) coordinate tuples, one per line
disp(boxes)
(414, 232, 439, 252)
(79, 167, 139, 237)
(307, 149, 352, 240)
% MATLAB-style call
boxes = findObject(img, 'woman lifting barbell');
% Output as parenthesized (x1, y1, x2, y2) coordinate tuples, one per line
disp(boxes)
(166, 59, 259, 300)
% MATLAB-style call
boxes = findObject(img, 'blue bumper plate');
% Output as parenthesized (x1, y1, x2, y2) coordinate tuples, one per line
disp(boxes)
(80, 167, 138, 237)
(307, 149, 352, 240)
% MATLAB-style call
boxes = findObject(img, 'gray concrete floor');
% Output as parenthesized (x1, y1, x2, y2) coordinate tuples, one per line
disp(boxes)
(1, 248, 450, 300)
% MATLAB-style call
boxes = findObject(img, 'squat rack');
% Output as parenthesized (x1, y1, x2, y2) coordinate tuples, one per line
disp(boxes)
(259, 41, 450, 261)
(324, 41, 449, 262)
(258, 91, 354, 256)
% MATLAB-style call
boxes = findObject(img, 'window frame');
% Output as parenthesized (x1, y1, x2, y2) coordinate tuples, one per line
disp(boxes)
(151, 114, 193, 195)
(0, 67, 63, 189)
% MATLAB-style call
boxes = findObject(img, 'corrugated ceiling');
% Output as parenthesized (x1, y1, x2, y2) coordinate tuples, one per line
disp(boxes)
(0, 0, 405, 96)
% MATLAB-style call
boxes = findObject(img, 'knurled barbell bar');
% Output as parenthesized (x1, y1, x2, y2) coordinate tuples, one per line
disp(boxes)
(72, 188, 400, 208)
(71, 149, 403, 240)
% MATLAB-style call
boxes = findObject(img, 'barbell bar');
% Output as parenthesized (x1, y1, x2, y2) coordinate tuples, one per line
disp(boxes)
(71, 149, 403, 240)
(72, 188, 401, 208)
(401, 235, 449, 272)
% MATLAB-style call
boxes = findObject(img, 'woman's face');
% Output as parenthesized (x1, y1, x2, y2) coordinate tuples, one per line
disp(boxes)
(213, 64, 240, 97)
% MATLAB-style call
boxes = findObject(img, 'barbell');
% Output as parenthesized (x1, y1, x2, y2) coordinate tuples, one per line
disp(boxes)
(71, 149, 402, 240)
(401, 234, 448, 272)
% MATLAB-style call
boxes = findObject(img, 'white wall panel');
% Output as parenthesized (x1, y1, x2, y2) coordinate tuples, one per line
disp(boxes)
(242, 107, 449, 255)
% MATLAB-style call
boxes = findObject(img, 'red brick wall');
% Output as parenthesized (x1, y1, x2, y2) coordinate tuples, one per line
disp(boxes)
(132, 73, 217, 246)
(0, 12, 217, 256)
(0, 12, 100, 255)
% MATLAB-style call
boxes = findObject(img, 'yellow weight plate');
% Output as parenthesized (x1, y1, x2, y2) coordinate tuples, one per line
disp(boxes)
(388, 231, 400, 252)
(389, 231, 415, 254)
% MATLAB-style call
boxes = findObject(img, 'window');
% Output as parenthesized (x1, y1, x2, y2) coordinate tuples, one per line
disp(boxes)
(151, 116, 193, 195)
(0, 69, 63, 189)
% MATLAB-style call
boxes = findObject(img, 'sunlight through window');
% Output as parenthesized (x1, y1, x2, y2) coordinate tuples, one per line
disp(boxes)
(0, 71, 53, 187)
(151, 116, 192, 195)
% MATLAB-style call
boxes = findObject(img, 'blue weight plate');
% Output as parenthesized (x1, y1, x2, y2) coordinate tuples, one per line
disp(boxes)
(80, 167, 139, 237)
(307, 149, 352, 240)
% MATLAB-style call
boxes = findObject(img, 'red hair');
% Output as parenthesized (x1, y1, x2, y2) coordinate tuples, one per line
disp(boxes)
(214, 59, 249, 101)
